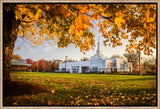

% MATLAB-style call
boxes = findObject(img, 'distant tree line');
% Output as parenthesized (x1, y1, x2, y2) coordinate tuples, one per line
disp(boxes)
(26, 58, 61, 72)
(12, 53, 156, 74)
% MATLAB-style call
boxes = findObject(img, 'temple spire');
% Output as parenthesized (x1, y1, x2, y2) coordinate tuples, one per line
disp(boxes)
(98, 36, 100, 42)
(96, 36, 102, 56)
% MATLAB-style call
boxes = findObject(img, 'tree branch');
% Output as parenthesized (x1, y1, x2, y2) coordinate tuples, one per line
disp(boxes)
(21, 20, 35, 23)
(89, 6, 114, 23)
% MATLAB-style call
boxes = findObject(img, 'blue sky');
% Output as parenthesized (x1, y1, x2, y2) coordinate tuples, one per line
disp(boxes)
(13, 20, 156, 61)
(13, 36, 127, 61)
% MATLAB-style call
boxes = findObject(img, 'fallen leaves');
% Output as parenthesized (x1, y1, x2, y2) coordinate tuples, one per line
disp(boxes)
(13, 102, 18, 105)
(7, 72, 157, 106)
(51, 89, 55, 93)
(48, 101, 52, 105)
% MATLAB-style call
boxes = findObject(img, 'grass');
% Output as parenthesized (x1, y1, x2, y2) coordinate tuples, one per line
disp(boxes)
(4, 71, 157, 106)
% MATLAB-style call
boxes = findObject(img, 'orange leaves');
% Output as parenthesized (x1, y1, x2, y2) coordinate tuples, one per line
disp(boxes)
(13, 102, 18, 106)
(54, 5, 73, 19)
(60, 5, 73, 18)
(28, 11, 34, 18)
(69, 25, 75, 35)
(12, 4, 156, 56)
(82, 15, 93, 27)
(114, 16, 125, 28)
(48, 101, 52, 105)
(128, 97, 131, 100)
(121, 96, 125, 99)
(75, 14, 84, 32)
(70, 101, 74, 105)
(85, 96, 89, 99)
(134, 97, 139, 101)
(114, 10, 125, 28)
(71, 4, 84, 10)
(8, 71, 157, 106)
(34, 9, 43, 20)
(71, 4, 89, 13)
(75, 14, 93, 32)
(15, 4, 43, 21)
(45, 5, 50, 11)
(121, 32, 128, 39)
(15, 5, 27, 20)
(51, 89, 55, 93)
(91, 12, 100, 20)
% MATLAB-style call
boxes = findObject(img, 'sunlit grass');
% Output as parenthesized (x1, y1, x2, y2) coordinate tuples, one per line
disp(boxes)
(5, 71, 157, 106)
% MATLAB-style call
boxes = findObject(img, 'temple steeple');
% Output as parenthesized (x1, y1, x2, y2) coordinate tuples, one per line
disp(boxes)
(96, 36, 102, 56)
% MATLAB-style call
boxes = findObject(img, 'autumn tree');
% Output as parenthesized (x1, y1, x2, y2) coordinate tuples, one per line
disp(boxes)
(45, 60, 53, 72)
(11, 54, 21, 59)
(26, 58, 33, 64)
(26, 58, 34, 70)
(52, 61, 58, 71)
(39, 59, 47, 72)
(3, 4, 156, 81)
(32, 61, 40, 72)
(124, 53, 139, 65)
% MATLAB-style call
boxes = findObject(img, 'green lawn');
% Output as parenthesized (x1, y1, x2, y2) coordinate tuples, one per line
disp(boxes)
(4, 71, 157, 106)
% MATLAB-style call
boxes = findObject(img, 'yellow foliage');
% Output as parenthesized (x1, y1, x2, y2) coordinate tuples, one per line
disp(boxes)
(121, 32, 128, 39)
(71, 4, 83, 10)
(28, 11, 34, 18)
(75, 14, 93, 32)
(45, 5, 50, 11)
(34, 9, 42, 20)
(54, 5, 73, 19)
(69, 25, 75, 35)
(82, 15, 93, 27)
(12, 4, 156, 55)
(75, 14, 84, 32)
(85, 96, 89, 98)
(84, 24, 89, 29)
(60, 5, 73, 18)
(92, 12, 100, 20)
(121, 96, 125, 99)
(114, 16, 125, 28)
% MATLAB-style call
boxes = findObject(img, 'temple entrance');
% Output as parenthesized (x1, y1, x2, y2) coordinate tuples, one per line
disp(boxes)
(82, 66, 89, 73)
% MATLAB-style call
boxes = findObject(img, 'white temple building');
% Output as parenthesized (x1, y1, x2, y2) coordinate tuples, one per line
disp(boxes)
(59, 38, 132, 73)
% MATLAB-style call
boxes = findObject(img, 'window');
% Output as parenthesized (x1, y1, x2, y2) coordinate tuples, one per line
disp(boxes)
(72, 66, 79, 73)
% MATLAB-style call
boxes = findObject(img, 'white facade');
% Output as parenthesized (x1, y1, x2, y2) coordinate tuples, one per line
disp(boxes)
(59, 40, 132, 73)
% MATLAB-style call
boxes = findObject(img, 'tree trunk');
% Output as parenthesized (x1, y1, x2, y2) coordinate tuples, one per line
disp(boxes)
(3, 5, 20, 82)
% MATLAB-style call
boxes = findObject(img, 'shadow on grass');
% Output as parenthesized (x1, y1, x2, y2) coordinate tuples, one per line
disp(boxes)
(4, 81, 47, 97)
